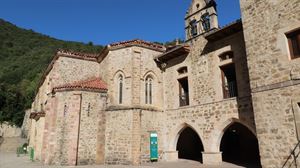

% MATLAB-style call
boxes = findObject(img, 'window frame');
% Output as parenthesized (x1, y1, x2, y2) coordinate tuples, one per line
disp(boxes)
(178, 77, 189, 107)
(220, 63, 238, 99)
(145, 76, 153, 105)
(286, 28, 300, 60)
(118, 75, 123, 104)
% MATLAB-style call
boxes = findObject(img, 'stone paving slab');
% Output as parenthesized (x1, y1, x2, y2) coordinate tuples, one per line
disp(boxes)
(0, 152, 248, 168)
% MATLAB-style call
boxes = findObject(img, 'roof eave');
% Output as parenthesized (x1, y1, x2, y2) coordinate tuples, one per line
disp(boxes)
(204, 19, 243, 41)
(155, 45, 190, 62)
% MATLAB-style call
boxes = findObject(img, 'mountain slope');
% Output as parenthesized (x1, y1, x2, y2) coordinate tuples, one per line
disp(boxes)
(0, 19, 103, 126)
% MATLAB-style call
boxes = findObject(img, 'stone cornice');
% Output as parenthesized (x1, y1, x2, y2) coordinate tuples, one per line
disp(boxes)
(252, 79, 300, 93)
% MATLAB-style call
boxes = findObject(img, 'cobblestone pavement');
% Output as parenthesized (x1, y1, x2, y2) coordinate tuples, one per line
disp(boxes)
(0, 152, 248, 168)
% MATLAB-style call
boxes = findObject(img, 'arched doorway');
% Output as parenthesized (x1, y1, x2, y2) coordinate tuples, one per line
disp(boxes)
(220, 122, 261, 167)
(176, 127, 204, 162)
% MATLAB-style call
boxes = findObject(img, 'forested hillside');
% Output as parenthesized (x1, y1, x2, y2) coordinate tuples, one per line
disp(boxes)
(0, 19, 103, 127)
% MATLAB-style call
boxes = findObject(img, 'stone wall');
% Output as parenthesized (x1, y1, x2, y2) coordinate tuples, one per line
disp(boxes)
(28, 117, 45, 161)
(40, 90, 106, 166)
(21, 109, 31, 138)
(0, 123, 21, 138)
(240, 0, 300, 167)
(163, 31, 250, 109)
(77, 92, 106, 165)
(163, 97, 254, 157)
(99, 47, 163, 109)
(139, 110, 165, 163)
(31, 56, 100, 116)
(105, 109, 135, 165)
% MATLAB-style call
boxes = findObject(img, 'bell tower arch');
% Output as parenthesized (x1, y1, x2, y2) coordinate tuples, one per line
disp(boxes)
(185, 0, 218, 41)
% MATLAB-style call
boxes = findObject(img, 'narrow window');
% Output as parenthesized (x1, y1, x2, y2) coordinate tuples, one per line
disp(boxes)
(286, 29, 300, 59)
(220, 64, 238, 99)
(87, 103, 91, 117)
(118, 75, 123, 104)
(190, 20, 198, 37)
(201, 13, 210, 32)
(63, 104, 68, 117)
(178, 77, 189, 106)
(145, 76, 153, 104)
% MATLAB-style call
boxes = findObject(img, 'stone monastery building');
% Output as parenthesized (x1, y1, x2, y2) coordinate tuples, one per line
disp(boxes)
(28, 0, 300, 167)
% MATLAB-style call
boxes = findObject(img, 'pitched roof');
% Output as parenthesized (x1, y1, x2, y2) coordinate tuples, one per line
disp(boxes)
(109, 39, 165, 52)
(53, 77, 108, 93)
(36, 39, 163, 97)
(57, 49, 99, 61)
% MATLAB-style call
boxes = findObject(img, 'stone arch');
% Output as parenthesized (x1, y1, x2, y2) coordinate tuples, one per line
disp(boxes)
(112, 70, 126, 81)
(170, 122, 205, 162)
(208, 118, 256, 152)
(215, 118, 256, 151)
(169, 122, 205, 151)
(217, 118, 261, 166)
(142, 70, 160, 82)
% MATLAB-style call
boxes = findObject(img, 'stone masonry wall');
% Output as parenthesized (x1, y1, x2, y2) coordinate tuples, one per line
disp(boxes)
(52, 92, 81, 165)
(105, 109, 134, 165)
(99, 47, 163, 109)
(42, 90, 106, 166)
(164, 97, 254, 153)
(139, 110, 165, 163)
(163, 31, 250, 109)
(240, 0, 300, 167)
(104, 109, 165, 165)
(251, 86, 300, 167)
(160, 27, 255, 164)
(77, 92, 106, 165)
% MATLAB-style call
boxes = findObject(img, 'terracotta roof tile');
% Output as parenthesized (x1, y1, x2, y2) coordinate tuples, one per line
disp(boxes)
(53, 77, 107, 92)
(109, 39, 165, 52)
(57, 49, 99, 61)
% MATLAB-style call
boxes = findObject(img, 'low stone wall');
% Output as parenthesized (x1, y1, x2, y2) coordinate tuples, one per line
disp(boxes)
(0, 123, 21, 138)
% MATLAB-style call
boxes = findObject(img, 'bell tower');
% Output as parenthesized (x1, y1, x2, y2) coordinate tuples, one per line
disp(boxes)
(185, 0, 218, 41)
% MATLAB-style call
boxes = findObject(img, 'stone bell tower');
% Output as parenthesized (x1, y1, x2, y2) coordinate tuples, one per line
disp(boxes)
(185, 0, 218, 41)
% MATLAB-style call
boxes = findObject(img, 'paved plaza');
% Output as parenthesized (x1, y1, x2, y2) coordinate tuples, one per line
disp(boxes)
(0, 152, 248, 168)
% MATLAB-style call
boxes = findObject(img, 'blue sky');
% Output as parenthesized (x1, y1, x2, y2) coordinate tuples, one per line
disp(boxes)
(0, 0, 241, 45)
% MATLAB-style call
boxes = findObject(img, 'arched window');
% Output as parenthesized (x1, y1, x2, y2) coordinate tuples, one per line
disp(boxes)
(145, 76, 153, 104)
(118, 75, 123, 104)
(201, 13, 210, 32)
(190, 19, 198, 37)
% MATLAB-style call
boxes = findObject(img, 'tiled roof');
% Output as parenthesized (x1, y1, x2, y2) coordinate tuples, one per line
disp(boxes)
(57, 49, 99, 61)
(53, 77, 108, 92)
(108, 39, 166, 52)
(155, 45, 190, 62)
